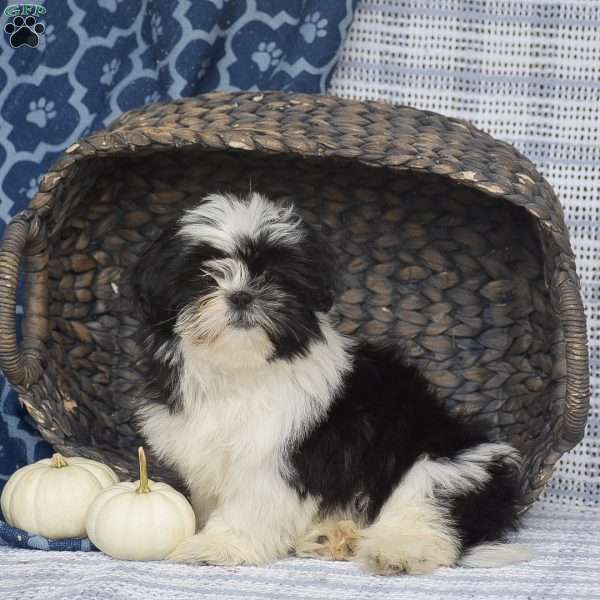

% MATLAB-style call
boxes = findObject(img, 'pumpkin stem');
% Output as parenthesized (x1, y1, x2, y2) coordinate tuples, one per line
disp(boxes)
(50, 453, 68, 468)
(137, 446, 151, 494)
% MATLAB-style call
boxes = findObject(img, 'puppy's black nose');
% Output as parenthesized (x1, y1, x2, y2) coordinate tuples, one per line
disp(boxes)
(229, 291, 253, 308)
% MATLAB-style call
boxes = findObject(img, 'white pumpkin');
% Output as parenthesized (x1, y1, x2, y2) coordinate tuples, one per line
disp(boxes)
(86, 447, 196, 561)
(0, 452, 119, 538)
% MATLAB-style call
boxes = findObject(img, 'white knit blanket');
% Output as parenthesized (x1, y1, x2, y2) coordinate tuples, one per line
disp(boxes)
(1, 505, 598, 600)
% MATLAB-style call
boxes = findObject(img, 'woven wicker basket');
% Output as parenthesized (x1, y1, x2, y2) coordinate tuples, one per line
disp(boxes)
(0, 92, 589, 509)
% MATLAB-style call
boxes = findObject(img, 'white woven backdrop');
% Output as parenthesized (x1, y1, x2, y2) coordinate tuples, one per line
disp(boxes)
(330, 0, 599, 509)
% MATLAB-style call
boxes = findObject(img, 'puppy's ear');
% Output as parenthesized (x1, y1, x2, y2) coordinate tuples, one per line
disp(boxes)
(304, 222, 337, 314)
(314, 288, 335, 313)
(131, 222, 182, 323)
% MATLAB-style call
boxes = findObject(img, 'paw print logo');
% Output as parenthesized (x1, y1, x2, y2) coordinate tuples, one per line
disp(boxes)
(4, 16, 46, 48)
(100, 59, 121, 86)
(144, 91, 161, 104)
(251, 41, 283, 73)
(36, 23, 56, 52)
(300, 12, 328, 44)
(98, 0, 124, 13)
(197, 57, 211, 80)
(19, 176, 42, 199)
(26, 98, 57, 128)
(150, 14, 163, 44)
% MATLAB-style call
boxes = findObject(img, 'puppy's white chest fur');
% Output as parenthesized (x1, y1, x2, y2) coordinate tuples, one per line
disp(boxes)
(139, 324, 351, 499)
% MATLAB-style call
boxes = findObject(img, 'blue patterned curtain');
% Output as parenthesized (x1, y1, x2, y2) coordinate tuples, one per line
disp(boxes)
(0, 0, 357, 507)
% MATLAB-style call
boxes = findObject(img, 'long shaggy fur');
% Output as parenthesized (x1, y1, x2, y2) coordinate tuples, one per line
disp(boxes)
(131, 191, 528, 574)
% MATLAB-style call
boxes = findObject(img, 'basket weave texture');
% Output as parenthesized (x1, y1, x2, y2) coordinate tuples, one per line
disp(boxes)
(0, 92, 590, 508)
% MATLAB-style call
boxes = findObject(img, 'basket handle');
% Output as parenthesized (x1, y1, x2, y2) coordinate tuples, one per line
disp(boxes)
(556, 274, 590, 449)
(0, 213, 48, 390)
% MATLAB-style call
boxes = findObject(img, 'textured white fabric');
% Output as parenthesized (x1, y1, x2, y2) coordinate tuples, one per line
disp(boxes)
(1, 505, 599, 600)
(331, 0, 600, 510)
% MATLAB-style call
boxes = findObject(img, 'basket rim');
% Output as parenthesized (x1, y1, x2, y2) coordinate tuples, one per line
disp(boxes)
(43, 92, 574, 253)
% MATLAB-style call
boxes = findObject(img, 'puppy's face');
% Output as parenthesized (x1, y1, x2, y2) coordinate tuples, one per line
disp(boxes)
(133, 193, 334, 368)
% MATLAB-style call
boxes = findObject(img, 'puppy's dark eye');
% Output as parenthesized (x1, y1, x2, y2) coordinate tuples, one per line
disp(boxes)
(255, 272, 272, 285)
(196, 271, 212, 283)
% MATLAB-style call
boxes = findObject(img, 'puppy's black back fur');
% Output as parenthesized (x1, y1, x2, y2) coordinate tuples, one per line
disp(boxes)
(287, 342, 521, 552)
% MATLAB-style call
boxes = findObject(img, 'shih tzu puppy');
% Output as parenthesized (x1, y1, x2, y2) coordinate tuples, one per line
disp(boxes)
(131, 192, 528, 574)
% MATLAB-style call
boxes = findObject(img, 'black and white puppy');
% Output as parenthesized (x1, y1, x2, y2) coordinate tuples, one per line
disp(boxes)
(132, 192, 528, 574)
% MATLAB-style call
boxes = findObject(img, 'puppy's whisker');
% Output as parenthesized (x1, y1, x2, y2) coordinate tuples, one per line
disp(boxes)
(148, 313, 181, 328)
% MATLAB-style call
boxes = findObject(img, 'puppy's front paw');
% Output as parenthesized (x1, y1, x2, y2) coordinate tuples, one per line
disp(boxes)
(295, 519, 360, 561)
(167, 532, 247, 566)
(356, 532, 459, 575)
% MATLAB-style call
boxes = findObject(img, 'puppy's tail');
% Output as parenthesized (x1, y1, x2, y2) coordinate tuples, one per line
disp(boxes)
(459, 543, 532, 568)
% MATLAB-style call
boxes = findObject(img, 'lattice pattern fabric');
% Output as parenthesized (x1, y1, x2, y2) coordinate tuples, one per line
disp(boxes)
(0, 0, 358, 512)
(330, 0, 599, 509)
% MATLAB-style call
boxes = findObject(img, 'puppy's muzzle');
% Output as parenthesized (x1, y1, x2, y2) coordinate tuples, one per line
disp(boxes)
(229, 291, 253, 309)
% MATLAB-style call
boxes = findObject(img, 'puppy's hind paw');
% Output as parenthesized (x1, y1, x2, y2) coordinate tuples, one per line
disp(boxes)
(355, 532, 459, 575)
